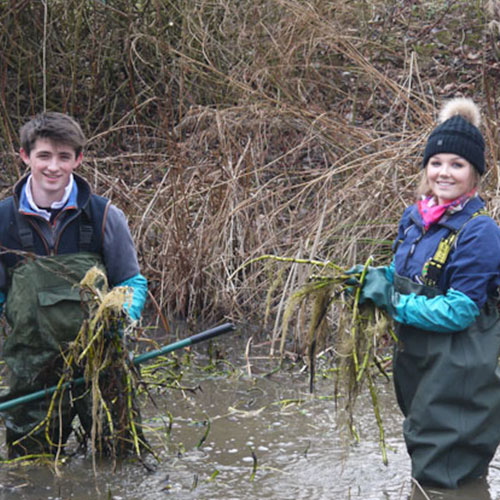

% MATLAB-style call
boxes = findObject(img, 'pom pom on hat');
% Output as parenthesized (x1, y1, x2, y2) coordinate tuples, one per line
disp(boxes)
(438, 97, 481, 127)
(423, 98, 485, 174)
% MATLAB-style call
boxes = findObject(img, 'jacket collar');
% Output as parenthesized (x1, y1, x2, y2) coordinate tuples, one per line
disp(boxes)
(410, 195, 485, 232)
(13, 173, 92, 213)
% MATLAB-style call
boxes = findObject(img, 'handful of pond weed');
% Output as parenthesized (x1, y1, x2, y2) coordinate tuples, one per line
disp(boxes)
(60, 266, 147, 463)
(242, 254, 395, 464)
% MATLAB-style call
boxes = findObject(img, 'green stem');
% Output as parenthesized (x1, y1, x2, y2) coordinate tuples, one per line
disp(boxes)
(367, 370, 387, 466)
(235, 254, 344, 276)
(350, 256, 373, 374)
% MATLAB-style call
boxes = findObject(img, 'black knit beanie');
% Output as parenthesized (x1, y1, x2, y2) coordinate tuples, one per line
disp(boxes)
(422, 98, 485, 175)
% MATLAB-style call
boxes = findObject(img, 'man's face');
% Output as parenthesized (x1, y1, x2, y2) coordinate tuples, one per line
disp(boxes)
(20, 138, 82, 206)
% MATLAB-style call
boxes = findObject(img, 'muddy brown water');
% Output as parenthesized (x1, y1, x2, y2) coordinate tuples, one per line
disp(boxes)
(0, 333, 500, 500)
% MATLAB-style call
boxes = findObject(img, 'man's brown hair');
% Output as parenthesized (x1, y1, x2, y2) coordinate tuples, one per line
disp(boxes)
(20, 112, 86, 157)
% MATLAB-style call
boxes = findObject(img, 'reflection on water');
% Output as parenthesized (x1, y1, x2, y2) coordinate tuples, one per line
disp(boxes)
(0, 337, 500, 499)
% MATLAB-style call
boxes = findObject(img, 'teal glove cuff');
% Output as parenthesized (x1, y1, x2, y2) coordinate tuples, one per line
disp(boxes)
(116, 274, 148, 322)
(385, 259, 395, 284)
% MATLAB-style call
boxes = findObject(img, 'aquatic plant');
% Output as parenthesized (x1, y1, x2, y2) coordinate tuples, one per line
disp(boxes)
(0, 265, 152, 471)
(242, 254, 394, 463)
(57, 266, 149, 472)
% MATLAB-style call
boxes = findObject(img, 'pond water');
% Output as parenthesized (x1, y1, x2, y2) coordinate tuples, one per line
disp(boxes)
(1, 330, 500, 500)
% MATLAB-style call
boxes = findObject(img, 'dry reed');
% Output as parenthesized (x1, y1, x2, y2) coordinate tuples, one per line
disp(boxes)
(0, 0, 498, 338)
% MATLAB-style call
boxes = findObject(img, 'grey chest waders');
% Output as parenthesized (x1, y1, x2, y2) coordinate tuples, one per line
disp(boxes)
(393, 274, 500, 488)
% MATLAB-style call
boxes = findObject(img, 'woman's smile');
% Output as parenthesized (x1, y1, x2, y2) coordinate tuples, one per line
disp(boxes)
(426, 153, 475, 204)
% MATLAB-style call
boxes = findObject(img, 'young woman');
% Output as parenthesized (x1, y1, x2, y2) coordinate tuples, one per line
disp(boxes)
(357, 98, 500, 488)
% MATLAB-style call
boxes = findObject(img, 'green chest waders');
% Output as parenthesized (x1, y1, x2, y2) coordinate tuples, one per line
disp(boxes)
(393, 274, 500, 488)
(0, 252, 104, 457)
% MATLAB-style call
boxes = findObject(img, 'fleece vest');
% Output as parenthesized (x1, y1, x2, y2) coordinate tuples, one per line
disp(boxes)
(0, 194, 109, 271)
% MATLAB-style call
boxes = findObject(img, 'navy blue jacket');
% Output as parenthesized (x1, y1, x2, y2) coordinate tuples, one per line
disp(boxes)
(393, 196, 500, 309)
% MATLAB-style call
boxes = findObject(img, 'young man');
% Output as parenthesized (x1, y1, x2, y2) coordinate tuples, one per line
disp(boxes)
(0, 112, 147, 458)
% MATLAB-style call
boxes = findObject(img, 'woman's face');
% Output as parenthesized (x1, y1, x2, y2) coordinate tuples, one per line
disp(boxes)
(426, 153, 476, 204)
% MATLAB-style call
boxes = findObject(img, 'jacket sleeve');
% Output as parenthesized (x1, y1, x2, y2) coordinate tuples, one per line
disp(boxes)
(442, 215, 500, 309)
(392, 287, 480, 333)
(101, 204, 147, 321)
(102, 204, 141, 286)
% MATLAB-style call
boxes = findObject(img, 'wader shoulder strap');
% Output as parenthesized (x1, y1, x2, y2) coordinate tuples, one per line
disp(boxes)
(82, 195, 110, 253)
(79, 204, 94, 251)
(422, 208, 488, 287)
(12, 196, 110, 254)
(13, 208, 35, 252)
(14, 206, 95, 253)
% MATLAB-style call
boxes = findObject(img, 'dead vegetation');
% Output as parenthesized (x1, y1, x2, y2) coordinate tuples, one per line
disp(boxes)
(0, 0, 499, 348)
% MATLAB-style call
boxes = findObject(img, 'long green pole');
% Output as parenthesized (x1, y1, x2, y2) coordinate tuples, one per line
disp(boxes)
(0, 322, 235, 412)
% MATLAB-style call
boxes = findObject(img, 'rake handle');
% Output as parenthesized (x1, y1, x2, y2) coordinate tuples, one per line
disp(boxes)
(0, 322, 236, 412)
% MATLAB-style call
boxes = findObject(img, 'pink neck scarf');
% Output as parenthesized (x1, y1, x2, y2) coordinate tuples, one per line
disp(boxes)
(417, 190, 476, 230)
